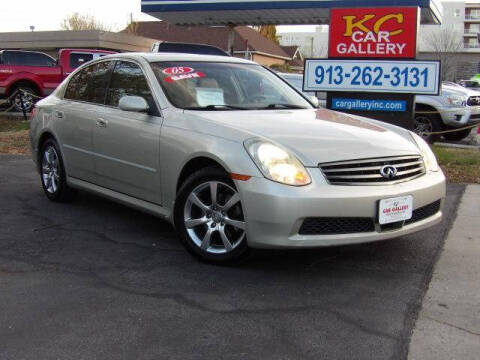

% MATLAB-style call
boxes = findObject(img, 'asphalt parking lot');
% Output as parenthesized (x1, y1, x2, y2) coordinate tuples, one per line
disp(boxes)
(0, 154, 464, 360)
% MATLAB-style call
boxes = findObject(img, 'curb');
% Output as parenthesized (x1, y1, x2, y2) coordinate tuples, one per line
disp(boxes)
(408, 185, 480, 360)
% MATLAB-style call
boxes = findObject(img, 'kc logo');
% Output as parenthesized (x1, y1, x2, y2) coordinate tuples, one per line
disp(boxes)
(343, 13, 404, 37)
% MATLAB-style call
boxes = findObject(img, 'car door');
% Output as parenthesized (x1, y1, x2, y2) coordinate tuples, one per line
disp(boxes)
(59, 60, 113, 183)
(93, 60, 162, 204)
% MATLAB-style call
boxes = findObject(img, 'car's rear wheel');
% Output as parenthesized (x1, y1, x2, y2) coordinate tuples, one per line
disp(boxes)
(174, 167, 250, 264)
(442, 128, 472, 142)
(40, 139, 76, 202)
(413, 113, 442, 144)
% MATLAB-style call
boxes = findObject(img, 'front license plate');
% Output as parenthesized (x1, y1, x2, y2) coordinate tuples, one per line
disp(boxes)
(378, 196, 413, 225)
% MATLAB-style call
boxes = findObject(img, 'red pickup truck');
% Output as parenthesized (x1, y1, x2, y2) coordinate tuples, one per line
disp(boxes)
(0, 48, 115, 112)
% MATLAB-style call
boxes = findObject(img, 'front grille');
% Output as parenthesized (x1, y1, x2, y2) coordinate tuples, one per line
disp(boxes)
(470, 114, 480, 119)
(319, 156, 425, 185)
(299, 217, 374, 235)
(467, 96, 480, 106)
(405, 200, 441, 225)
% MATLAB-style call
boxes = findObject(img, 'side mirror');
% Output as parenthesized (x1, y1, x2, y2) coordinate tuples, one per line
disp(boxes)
(119, 95, 149, 113)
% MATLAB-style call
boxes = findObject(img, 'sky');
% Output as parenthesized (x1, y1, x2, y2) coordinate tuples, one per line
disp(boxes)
(0, 0, 471, 34)
(0, 0, 320, 33)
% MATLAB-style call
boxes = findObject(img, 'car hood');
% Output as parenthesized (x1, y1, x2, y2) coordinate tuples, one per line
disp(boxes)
(181, 108, 420, 166)
(442, 84, 480, 97)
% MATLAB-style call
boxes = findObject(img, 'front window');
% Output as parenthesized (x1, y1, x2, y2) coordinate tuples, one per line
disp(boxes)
(150, 62, 312, 110)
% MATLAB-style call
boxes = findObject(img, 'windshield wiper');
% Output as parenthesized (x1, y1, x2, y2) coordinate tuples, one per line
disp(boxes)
(261, 103, 308, 109)
(184, 104, 248, 110)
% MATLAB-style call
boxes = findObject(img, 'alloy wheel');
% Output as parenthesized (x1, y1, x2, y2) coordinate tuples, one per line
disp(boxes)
(41, 146, 60, 194)
(414, 116, 433, 140)
(13, 91, 34, 112)
(183, 181, 246, 254)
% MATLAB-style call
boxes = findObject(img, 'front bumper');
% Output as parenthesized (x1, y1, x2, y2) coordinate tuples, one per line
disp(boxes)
(237, 169, 446, 249)
(440, 105, 480, 127)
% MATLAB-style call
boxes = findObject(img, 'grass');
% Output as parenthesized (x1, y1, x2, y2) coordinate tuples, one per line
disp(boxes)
(0, 119, 30, 132)
(432, 145, 480, 184)
(0, 119, 31, 154)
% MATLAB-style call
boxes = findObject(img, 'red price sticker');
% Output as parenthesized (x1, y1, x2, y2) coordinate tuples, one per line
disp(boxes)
(165, 71, 206, 83)
(162, 67, 194, 75)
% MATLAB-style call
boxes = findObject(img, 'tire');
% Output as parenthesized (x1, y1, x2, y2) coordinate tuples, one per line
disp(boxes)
(413, 112, 443, 144)
(174, 167, 250, 264)
(39, 139, 76, 202)
(10, 86, 38, 113)
(442, 128, 472, 142)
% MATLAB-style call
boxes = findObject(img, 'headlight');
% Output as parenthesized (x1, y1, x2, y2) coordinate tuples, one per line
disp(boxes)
(244, 138, 311, 186)
(445, 94, 467, 107)
(410, 132, 439, 172)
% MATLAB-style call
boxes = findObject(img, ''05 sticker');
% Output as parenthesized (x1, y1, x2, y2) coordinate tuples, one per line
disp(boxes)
(162, 66, 194, 75)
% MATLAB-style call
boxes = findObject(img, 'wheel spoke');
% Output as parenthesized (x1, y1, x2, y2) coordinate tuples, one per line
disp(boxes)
(219, 226, 233, 251)
(220, 193, 240, 211)
(51, 176, 58, 193)
(185, 217, 209, 228)
(224, 217, 245, 231)
(188, 192, 210, 212)
(210, 182, 218, 207)
(43, 151, 51, 166)
(47, 149, 55, 164)
(201, 227, 213, 250)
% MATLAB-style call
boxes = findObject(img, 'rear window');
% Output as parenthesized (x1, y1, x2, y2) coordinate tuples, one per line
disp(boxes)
(70, 53, 94, 69)
(3, 51, 55, 67)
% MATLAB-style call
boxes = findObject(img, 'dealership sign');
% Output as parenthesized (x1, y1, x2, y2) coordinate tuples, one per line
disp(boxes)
(329, 7, 418, 58)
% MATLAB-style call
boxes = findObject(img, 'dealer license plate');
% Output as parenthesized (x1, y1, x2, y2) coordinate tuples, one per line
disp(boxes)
(378, 196, 413, 225)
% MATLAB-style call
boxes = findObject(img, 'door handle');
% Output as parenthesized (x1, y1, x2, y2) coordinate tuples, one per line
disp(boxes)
(96, 118, 108, 128)
(54, 110, 64, 118)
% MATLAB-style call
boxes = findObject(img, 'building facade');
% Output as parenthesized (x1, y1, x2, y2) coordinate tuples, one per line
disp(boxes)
(277, 26, 329, 58)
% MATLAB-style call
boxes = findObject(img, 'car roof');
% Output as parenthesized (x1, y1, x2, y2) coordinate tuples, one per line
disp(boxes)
(101, 52, 257, 65)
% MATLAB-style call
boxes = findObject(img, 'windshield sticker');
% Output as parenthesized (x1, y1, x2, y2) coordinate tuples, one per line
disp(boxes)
(196, 88, 225, 107)
(165, 71, 206, 83)
(162, 66, 194, 75)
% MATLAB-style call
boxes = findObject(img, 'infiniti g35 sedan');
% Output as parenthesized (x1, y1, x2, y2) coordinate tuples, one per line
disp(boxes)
(30, 53, 446, 264)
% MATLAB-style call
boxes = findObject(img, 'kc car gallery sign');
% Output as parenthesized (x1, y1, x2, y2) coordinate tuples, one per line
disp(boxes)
(329, 7, 418, 58)
(308, 6, 441, 129)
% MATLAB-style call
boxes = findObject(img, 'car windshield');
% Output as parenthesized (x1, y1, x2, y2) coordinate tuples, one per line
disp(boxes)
(150, 62, 312, 110)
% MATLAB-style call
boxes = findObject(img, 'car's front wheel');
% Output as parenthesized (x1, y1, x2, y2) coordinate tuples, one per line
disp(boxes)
(414, 112, 442, 144)
(174, 167, 250, 264)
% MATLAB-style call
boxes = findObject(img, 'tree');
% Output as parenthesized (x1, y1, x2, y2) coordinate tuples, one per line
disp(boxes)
(254, 25, 279, 44)
(60, 13, 111, 31)
(422, 26, 463, 81)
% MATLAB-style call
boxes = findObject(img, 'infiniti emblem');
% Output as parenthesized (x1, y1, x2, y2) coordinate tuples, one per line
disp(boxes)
(380, 165, 398, 180)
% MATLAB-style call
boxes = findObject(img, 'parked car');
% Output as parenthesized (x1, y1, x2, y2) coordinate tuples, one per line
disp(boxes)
(151, 41, 230, 56)
(458, 79, 480, 89)
(0, 48, 115, 112)
(30, 53, 446, 264)
(278, 72, 325, 107)
(415, 83, 480, 143)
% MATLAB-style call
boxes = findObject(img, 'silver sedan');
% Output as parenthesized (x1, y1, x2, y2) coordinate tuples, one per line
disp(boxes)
(30, 53, 446, 263)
